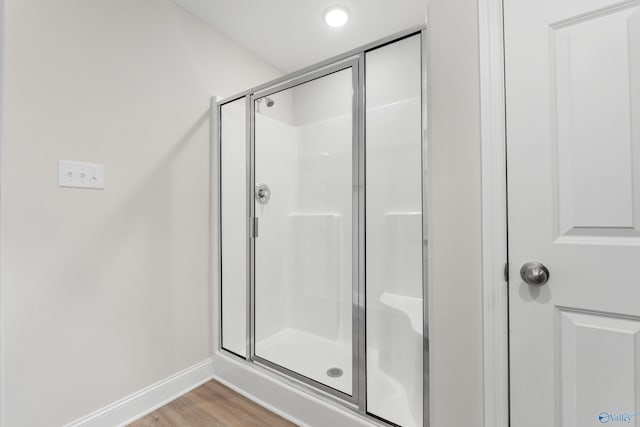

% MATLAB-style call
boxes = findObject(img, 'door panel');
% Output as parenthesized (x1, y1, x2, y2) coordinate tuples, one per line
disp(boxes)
(253, 67, 355, 396)
(552, 5, 640, 238)
(558, 309, 640, 426)
(505, 0, 640, 425)
(364, 34, 424, 427)
(220, 97, 248, 357)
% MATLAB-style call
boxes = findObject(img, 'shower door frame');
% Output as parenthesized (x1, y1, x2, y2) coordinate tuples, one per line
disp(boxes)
(216, 26, 429, 426)
(249, 58, 364, 406)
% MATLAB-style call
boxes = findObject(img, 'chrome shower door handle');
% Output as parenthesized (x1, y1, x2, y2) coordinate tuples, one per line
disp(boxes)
(256, 183, 271, 204)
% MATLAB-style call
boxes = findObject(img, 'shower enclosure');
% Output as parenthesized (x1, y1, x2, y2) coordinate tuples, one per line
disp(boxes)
(217, 29, 427, 427)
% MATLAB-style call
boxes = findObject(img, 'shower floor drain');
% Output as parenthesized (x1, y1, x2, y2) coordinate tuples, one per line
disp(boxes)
(326, 367, 343, 378)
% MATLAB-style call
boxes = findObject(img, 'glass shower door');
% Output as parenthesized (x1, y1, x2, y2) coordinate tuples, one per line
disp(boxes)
(252, 64, 356, 397)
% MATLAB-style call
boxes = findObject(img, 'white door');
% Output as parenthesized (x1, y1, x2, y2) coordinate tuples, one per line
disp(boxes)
(505, 0, 640, 425)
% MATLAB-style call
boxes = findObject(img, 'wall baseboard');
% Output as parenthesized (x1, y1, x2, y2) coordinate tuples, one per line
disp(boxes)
(65, 358, 215, 427)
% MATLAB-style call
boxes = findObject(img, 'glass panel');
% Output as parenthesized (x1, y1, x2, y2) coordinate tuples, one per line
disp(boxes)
(254, 68, 354, 395)
(220, 97, 247, 357)
(365, 35, 424, 426)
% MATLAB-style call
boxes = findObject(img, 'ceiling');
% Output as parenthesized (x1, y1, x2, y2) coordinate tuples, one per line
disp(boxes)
(172, 0, 427, 73)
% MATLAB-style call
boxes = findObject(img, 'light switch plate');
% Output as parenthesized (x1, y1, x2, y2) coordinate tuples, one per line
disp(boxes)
(58, 160, 105, 189)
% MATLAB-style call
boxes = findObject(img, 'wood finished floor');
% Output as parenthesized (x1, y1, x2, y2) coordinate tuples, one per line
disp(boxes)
(129, 380, 297, 427)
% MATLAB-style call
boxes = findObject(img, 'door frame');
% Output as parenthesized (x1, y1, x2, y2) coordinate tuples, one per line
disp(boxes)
(478, 0, 510, 426)
(248, 58, 363, 406)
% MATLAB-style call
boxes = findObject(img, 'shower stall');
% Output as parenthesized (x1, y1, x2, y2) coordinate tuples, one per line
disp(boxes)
(217, 28, 427, 427)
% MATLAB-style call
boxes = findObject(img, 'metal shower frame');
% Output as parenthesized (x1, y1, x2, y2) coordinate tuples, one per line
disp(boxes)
(215, 26, 429, 427)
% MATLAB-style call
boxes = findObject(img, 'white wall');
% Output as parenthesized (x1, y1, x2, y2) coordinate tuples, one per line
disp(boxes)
(0, 1, 281, 426)
(427, 0, 485, 426)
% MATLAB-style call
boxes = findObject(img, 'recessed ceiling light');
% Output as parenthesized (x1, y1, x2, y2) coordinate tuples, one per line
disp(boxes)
(323, 6, 350, 28)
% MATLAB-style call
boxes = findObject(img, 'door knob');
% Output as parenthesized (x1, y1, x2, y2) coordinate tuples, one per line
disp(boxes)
(255, 183, 271, 204)
(520, 261, 550, 286)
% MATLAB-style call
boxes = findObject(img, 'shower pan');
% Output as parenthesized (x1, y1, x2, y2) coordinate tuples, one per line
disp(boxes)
(216, 28, 427, 427)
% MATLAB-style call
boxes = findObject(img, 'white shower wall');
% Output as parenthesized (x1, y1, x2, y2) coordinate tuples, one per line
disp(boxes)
(365, 96, 423, 427)
(254, 111, 298, 340)
(365, 35, 423, 427)
(220, 98, 248, 356)
(254, 69, 354, 390)
(292, 116, 353, 343)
